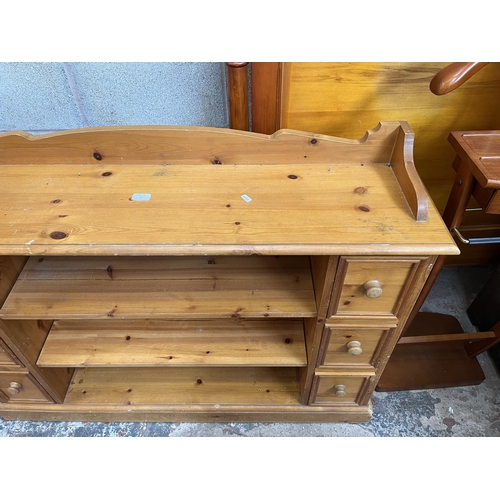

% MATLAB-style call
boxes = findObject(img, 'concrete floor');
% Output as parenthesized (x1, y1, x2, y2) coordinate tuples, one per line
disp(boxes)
(1, 264, 499, 437)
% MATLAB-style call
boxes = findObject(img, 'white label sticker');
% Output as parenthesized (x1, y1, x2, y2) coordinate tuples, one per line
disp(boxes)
(131, 193, 151, 201)
(241, 194, 252, 202)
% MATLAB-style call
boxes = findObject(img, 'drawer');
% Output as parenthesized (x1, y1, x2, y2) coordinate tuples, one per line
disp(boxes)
(319, 327, 390, 368)
(329, 257, 421, 317)
(0, 370, 51, 403)
(310, 374, 369, 405)
(0, 341, 22, 368)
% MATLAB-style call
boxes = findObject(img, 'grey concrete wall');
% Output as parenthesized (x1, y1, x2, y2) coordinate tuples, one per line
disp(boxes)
(0, 62, 229, 133)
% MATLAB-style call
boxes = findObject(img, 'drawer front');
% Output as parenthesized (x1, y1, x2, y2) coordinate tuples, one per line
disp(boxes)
(310, 375, 368, 405)
(329, 257, 420, 317)
(320, 328, 389, 368)
(0, 370, 51, 403)
(0, 341, 22, 368)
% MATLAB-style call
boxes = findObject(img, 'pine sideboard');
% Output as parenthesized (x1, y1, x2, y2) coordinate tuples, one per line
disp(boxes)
(0, 122, 458, 422)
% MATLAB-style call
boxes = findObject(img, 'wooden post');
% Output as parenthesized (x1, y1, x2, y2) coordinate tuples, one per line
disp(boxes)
(251, 62, 283, 134)
(226, 63, 249, 131)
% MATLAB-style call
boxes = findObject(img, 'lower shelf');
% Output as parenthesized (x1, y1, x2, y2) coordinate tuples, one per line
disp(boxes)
(0, 366, 373, 422)
(68, 367, 300, 406)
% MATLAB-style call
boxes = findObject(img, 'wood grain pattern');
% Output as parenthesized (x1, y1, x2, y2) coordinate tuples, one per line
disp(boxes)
(319, 327, 390, 368)
(66, 367, 300, 406)
(0, 371, 52, 402)
(0, 256, 316, 319)
(310, 374, 369, 405)
(430, 63, 489, 95)
(0, 319, 73, 402)
(251, 62, 283, 134)
(328, 257, 424, 317)
(448, 131, 500, 189)
(390, 123, 428, 221)
(0, 123, 406, 166)
(0, 161, 457, 256)
(38, 319, 307, 367)
(0, 256, 28, 307)
(0, 122, 457, 422)
(227, 63, 249, 131)
(253, 62, 500, 217)
(0, 337, 21, 367)
(0, 400, 373, 423)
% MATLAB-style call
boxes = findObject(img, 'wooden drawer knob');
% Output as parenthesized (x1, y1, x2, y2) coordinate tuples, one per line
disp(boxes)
(347, 340, 362, 356)
(364, 280, 383, 298)
(7, 382, 22, 395)
(333, 384, 346, 397)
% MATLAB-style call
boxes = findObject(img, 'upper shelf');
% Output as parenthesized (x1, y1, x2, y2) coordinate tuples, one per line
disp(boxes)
(0, 123, 458, 256)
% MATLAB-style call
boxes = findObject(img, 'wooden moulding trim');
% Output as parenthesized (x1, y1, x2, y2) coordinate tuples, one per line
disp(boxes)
(226, 63, 249, 131)
(0, 122, 407, 166)
(389, 122, 429, 222)
(0, 402, 373, 421)
(325, 316, 399, 329)
(0, 243, 461, 258)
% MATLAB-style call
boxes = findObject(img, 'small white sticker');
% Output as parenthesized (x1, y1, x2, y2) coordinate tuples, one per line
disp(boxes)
(131, 193, 151, 201)
(241, 194, 252, 202)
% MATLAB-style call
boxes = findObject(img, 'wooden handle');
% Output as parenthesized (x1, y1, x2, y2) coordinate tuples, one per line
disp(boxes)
(430, 62, 489, 95)
(333, 384, 346, 397)
(347, 340, 362, 356)
(364, 280, 383, 298)
(7, 382, 22, 395)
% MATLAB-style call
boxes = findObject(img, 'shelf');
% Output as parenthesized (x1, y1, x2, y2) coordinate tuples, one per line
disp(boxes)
(66, 367, 300, 406)
(0, 255, 316, 319)
(37, 319, 307, 367)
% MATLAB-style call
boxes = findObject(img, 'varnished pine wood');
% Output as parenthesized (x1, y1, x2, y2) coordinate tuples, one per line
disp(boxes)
(0, 338, 21, 367)
(390, 123, 428, 221)
(326, 315, 398, 329)
(250, 61, 500, 259)
(0, 256, 28, 307)
(0, 123, 406, 166)
(0, 124, 457, 422)
(0, 164, 457, 256)
(0, 256, 316, 319)
(0, 320, 73, 403)
(318, 327, 390, 368)
(68, 367, 300, 406)
(0, 371, 52, 402)
(0, 401, 373, 423)
(328, 257, 425, 318)
(310, 375, 370, 405)
(299, 256, 339, 404)
(38, 319, 307, 367)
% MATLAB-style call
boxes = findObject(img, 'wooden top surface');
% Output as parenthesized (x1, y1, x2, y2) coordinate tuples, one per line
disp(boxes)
(0, 162, 457, 255)
(0, 124, 458, 256)
(449, 131, 500, 188)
